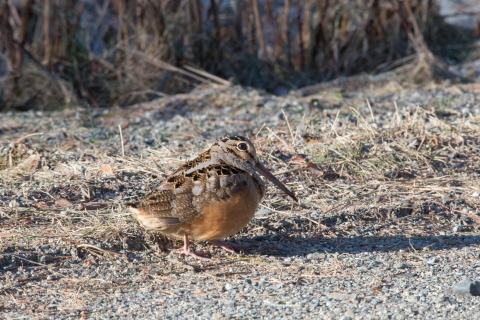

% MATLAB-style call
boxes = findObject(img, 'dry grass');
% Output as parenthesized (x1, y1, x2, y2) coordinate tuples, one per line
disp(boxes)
(0, 0, 475, 110)
(0, 77, 479, 261)
(0, 78, 480, 318)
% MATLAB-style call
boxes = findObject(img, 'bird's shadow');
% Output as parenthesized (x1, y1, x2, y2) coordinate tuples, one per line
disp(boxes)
(237, 233, 480, 257)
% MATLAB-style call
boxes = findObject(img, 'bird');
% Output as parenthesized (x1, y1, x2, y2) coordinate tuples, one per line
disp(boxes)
(129, 136, 298, 260)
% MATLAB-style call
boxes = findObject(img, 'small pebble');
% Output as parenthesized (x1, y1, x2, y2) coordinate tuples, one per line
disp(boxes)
(453, 225, 463, 233)
(452, 280, 480, 296)
(256, 209, 271, 215)
(9, 199, 19, 208)
(394, 262, 409, 269)
(40, 256, 54, 264)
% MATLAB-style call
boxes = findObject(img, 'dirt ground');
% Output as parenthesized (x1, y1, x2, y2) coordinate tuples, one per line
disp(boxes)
(1, 77, 480, 319)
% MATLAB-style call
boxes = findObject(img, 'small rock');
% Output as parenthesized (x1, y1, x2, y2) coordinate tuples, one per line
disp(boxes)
(394, 262, 409, 269)
(472, 192, 479, 197)
(224, 283, 233, 291)
(343, 310, 355, 319)
(256, 209, 271, 215)
(9, 199, 19, 208)
(346, 114, 357, 125)
(426, 257, 439, 265)
(453, 225, 463, 233)
(40, 256, 53, 264)
(452, 280, 480, 296)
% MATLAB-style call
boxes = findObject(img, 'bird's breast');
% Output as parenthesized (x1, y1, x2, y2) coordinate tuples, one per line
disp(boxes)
(189, 176, 264, 241)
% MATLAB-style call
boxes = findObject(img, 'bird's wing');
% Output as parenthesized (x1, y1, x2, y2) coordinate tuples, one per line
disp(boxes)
(130, 153, 254, 231)
(129, 175, 198, 230)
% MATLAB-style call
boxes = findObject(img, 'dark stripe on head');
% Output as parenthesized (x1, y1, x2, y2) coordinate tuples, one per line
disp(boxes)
(221, 136, 247, 142)
(229, 136, 247, 141)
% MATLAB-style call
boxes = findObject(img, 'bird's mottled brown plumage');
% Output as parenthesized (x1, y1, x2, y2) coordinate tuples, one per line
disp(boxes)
(129, 136, 297, 259)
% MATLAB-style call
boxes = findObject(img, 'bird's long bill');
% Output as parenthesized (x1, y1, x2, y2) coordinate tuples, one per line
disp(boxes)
(255, 162, 298, 202)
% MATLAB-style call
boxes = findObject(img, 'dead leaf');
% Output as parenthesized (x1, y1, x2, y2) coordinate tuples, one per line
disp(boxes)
(371, 286, 382, 294)
(11, 154, 40, 173)
(101, 164, 115, 175)
(55, 198, 72, 208)
(291, 154, 308, 164)
(76, 202, 110, 210)
(306, 162, 323, 176)
(33, 203, 49, 209)
(433, 134, 439, 148)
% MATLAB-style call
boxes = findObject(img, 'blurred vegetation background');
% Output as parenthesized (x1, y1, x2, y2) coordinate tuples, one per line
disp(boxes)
(0, 0, 478, 111)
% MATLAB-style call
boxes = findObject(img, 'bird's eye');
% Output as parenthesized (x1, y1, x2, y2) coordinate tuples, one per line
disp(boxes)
(237, 142, 248, 151)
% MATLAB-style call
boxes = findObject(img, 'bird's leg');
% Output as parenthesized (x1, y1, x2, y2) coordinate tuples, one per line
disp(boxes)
(175, 234, 210, 260)
(209, 239, 252, 253)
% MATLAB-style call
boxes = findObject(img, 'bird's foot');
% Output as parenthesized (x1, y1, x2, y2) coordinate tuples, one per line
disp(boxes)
(174, 247, 211, 260)
(210, 240, 251, 253)
(174, 234, 211, 260)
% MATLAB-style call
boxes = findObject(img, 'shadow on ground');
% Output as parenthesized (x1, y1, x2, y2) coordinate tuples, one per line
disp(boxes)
(244, 234, 480, 256)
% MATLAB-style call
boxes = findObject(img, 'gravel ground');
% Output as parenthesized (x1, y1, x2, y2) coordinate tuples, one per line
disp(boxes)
(1, 76, 480, 319)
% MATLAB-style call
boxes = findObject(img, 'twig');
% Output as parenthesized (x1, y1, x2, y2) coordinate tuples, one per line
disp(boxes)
(183, 65, 230, 86)
(266, 127, 294, 151)
(14, 132, 44, 144)
(348, 107, 376, 137)
(126, 48, 230, 87)
(259, 204, 319, 226)
(393, 100, 400, 126)
(118, 124, 125, 157)
(255, 123, 267, 139)
(8, 132, 44, 167)
(330, 110, 340, 137)
(77, 243, 121, 258)
(293, 113, 306, 144)
(366, 99, 374, 122)
(281, 109, 295, 147)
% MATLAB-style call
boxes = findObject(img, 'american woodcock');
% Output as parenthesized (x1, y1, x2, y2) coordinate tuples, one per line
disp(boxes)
(129, 136, 298, 260)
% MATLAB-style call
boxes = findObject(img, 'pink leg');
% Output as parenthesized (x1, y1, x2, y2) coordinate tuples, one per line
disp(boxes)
(209, 239, 252, 253)
(174, 234, 210, 260)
